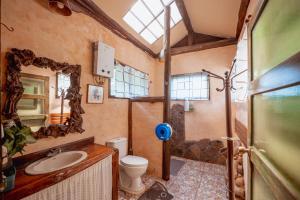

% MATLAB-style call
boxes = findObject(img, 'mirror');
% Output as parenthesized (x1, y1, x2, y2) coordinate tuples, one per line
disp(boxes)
(3, 48, 84, 138)
(17, 67, 71, 132)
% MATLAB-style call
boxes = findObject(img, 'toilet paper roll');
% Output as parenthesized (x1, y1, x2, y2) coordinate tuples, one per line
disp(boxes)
(155, 123, 172, 141)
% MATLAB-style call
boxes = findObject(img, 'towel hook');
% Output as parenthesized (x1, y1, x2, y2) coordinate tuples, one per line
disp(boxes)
(1, 23, 14, 32)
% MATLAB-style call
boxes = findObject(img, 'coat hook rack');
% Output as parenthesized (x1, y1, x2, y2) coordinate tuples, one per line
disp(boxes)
(202, 59, 247, 200)
(1, 23, 14, 32)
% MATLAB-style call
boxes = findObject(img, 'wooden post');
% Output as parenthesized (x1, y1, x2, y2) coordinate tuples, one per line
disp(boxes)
(187, 32, 194, 46)
(203, 61, 236, 200)
(162, 5, 171, 181)
(225, 72, 234, 200)
(128, 100, 133, 155)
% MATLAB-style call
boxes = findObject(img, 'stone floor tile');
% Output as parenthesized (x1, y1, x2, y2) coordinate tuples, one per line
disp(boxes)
(119, 157, 228, 200)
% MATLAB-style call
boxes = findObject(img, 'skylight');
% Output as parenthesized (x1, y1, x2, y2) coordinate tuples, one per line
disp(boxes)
(123, 0, 182, 44)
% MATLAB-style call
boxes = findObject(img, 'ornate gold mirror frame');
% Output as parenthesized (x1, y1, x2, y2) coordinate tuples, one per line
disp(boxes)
(2, 48, 85, 138)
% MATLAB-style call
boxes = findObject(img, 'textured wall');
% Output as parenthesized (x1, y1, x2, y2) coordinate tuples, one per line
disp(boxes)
(170, 104, 227, 165)
(170, 46, 237, 141)
(132, 102, 163, 178)
(20, 66, 71, 115)
(1, 0, 160, 155)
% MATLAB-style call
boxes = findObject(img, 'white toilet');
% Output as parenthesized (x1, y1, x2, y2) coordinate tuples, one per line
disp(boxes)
(106, 137, 148, 194)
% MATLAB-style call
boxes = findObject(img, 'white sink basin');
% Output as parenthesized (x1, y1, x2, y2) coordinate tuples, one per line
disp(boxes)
(25, 151, 88, 175)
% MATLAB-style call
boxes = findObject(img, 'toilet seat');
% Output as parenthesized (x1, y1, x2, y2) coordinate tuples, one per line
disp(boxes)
(121, 155, 148, 167)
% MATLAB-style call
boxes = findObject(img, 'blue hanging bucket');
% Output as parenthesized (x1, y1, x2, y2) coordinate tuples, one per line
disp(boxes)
(155, 123, 172, 141)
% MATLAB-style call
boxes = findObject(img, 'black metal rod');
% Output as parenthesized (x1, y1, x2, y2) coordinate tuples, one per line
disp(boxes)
(230, 69, 248, 80)
(202, 69, 224, 80)
(228, 59, 237, 78)
(1, 22, 14, 32)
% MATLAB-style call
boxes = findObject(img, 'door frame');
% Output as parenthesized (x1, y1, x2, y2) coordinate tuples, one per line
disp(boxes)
(247, 0, 300, 199)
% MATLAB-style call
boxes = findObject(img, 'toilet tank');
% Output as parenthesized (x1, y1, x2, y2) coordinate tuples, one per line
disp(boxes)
(106, 137, 128, 159)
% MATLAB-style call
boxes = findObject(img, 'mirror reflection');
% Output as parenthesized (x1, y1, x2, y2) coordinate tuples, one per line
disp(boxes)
(17, 66, 71, 131)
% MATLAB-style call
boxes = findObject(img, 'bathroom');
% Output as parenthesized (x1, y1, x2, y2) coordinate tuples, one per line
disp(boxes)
(1, 0, 300, 200)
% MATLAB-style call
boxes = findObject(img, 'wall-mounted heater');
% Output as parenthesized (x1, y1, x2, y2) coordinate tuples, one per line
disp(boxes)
(93, 41, 115, 78)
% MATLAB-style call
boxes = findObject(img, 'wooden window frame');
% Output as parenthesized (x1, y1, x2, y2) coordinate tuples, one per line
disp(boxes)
(19, 73, 50, 126)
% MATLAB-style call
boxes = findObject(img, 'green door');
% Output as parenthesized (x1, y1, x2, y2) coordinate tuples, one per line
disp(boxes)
(248, 0, 300, 199)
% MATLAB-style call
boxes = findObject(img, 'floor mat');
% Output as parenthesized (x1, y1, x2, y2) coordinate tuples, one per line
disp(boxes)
(170, 158, 185, 176)
(138, 181, 173, 200)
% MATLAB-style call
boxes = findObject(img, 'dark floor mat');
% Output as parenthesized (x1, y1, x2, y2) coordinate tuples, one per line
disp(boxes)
(170, 158, 185, 176)
(138, 182, 173, 200)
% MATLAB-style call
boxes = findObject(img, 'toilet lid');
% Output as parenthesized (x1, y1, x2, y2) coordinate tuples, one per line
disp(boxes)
(121, 155, 148, 167)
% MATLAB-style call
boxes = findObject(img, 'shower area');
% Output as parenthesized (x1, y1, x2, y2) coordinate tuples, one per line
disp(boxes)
(169, 103, 227, 165)
(167, 101, 229, 199)
(127, 97, 229, 200)
(169, 72, 228, 166)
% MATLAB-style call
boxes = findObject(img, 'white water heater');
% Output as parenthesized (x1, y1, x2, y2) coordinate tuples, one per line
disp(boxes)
(93, 41, 115, 78)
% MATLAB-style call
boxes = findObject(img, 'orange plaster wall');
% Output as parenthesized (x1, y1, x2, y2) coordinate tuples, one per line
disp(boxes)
(20, 66, 71, 116)
(132, 102, 163, 178)
(1, 0, 160, 155)
(170, 46, 237, 141)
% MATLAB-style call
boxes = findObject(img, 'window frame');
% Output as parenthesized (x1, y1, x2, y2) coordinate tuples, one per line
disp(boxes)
(171, 72, 210, 101)
(123, 0, 182, 44)
(18, 73, 50, 128)
(108, 60, 150, 99)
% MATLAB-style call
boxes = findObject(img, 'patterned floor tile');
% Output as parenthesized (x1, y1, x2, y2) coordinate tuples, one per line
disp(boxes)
(119, 156, 228, 200)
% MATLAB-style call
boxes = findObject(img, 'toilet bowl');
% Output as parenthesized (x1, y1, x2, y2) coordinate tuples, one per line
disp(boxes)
(106, 137, 148, 194)
(120, 155, 148, 194)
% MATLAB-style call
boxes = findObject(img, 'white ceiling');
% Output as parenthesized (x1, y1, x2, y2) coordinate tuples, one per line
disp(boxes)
(184, 0, 241, 38)
(94, 0, 241, 54)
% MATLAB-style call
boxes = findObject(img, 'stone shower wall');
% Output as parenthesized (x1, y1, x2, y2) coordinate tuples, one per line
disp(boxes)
(233, 141, 246, 200)
(170, 104, 227, 165)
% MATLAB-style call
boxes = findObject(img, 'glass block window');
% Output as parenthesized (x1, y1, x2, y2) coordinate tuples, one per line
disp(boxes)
(110, 62, 149, 98)
(123, 0, 182, 44)
(171, 73, 209, 100)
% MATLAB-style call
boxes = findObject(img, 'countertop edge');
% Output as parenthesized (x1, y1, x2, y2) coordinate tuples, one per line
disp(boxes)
(3, 142, 116, 200)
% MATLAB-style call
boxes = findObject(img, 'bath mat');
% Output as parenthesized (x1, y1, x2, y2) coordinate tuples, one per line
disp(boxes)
(170, 158, 185, 176)
(138, 181, 173, 200)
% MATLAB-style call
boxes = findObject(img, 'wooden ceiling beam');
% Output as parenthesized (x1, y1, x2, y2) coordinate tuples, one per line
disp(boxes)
(175, 0, 194, 34)
(58, 0, 157, 58)
(172, 32, 224, 48)
(170, 38, 237, 56)
(236, 0, 250, 39)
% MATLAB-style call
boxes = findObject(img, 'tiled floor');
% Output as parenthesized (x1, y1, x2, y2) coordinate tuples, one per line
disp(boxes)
(119, 156, 228, 200)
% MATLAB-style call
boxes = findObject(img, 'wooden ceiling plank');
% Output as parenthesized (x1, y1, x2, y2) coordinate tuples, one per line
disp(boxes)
(67, 0, 157, 58)
(236, 0, 250, 39)
(175, 0, 194, 34)
(170, 38, 237, 56)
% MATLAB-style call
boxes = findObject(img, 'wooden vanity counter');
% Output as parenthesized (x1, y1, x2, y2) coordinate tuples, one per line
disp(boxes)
(3, 137, 119, 200)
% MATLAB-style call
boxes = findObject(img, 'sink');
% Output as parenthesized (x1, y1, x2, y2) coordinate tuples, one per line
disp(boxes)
(25, 151, 88, 175)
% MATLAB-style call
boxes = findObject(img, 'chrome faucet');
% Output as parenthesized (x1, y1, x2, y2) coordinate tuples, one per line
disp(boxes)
(47, 148, 62, 157)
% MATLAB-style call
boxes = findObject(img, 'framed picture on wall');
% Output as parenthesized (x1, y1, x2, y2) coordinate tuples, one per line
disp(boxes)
(87, 84, 104, 104)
